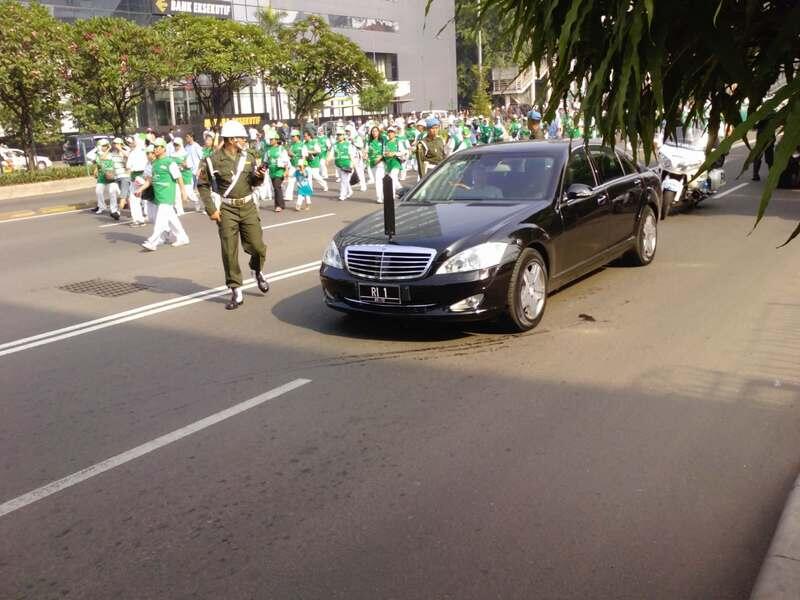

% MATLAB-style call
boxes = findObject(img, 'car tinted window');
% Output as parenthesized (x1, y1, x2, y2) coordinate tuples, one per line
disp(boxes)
(590, 147, 625, 183)
(564, 148, 596, 188)
(617, 151, 639, 174)
(406, 152, 559, 203)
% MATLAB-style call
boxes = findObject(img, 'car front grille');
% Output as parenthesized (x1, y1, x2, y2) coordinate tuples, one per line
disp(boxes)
(344, 245, 437, 280)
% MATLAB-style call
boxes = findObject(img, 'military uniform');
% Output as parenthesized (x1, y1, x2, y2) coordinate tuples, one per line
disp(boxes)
(197, 145, 268, 300)
(416, 134, 446, 178)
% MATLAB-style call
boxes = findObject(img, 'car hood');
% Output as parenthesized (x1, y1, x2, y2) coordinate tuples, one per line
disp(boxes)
(336, 201, 545, 252)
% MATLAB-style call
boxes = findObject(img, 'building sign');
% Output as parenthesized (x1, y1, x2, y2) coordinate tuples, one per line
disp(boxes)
(203, 114, 263, 130)
(152, 0, 231, 18)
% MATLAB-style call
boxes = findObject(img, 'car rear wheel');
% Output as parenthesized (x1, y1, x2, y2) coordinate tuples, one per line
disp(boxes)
(628, 205, 657, 266)
(505, 248, 548, 332)
(37, 161, 46, 170)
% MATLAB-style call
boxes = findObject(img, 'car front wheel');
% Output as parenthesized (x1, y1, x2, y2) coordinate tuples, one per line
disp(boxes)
(505, 248, 548, 332)
(628, 205, 658, 266)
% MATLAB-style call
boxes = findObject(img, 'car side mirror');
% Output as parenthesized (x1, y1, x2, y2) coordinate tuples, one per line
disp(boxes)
(565, 183, 593, 200)
(396, 187, 409, 200)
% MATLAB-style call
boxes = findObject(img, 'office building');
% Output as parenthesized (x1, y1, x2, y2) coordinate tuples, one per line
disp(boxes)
(42, 0, 456, 129)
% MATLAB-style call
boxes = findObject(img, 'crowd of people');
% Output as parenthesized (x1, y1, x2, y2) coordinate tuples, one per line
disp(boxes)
(84, 107, 588, 256)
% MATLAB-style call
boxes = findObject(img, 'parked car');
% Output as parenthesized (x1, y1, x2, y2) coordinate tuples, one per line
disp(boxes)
(62, 134, 110, 166)
(8, 148, 53, 169)
(0, 147, 26, 171)
(320, 140, 661, 331)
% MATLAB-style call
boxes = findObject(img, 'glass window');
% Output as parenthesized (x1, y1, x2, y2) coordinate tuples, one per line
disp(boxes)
(590, 147, 624, 183)
(617, 151, 639, 175)
(406, 153, 559, 203)
(367, 53, 399, 81)
(564, 148, 596, 188)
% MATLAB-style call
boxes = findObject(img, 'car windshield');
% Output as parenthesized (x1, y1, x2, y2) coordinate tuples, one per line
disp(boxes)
(404, 152, 559, 203)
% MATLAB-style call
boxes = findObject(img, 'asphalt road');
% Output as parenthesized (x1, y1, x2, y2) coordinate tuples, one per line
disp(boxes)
(1, 151, 799, 600)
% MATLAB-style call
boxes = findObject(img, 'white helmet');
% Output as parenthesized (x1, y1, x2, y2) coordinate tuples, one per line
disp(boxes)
(220, 120, 247, 138)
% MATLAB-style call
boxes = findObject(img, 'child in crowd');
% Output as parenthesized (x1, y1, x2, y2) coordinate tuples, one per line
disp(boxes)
(294, 159, 313, 211)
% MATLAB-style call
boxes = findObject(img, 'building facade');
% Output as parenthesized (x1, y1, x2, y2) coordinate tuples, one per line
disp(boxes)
(42, 0, 456, 129)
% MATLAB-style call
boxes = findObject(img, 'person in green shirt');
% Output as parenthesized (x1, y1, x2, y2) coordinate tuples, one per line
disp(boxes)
(333, 129, 356, 201)
(142, 138, 189, 252)
(91, 139, 120, 219)
(170, 137, 198, 214)
(284, 130, 307, 205)
(509, 116, 522, 140)
(303, 130, 328, 192)
(367, 126, 386, 204)
(196, 120, 271, 310)
(315, 127, 331, 180)
(383, 126, 405, 199)
(263, 130, 290, 211)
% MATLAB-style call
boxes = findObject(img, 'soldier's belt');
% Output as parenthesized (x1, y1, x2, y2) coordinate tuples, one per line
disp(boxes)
(221, 194, 253, 207)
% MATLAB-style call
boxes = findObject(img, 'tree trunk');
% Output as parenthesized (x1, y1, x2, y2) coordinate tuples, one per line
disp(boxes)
(23, 111, 37, 171)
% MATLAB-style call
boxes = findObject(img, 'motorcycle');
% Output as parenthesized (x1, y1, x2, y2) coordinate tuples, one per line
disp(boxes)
(656, 129, 726, 219)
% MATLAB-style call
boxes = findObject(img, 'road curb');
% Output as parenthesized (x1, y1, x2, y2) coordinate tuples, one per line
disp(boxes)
(0, 176, 95, 201)
(750, 473, 800, 599)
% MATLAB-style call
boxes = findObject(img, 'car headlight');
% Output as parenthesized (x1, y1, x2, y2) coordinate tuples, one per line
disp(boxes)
(436, 242, 509, 275)
(322, 240, 342, 268)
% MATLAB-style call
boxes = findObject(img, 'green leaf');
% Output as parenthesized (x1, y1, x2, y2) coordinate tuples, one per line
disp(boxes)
(754, 95, 800, 232)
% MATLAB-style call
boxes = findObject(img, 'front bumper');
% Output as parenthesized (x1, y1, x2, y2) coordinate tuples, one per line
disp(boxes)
(319, 262, 513, 321)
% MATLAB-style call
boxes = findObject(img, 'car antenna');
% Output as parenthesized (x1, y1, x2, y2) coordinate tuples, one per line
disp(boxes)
(383, 174, 395, 241)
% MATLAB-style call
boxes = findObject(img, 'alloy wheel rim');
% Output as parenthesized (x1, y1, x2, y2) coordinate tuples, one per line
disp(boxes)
(520, 261, 546, 320)
(642, 214, 657, 259)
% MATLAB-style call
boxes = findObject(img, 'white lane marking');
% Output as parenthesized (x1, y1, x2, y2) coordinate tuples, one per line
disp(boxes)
(0, 261, 321, 357)
(262, 212, 335, 230)
(97, 211, 335, 229)
(0, 208, 92, 224)
(715, 182, 749, 199)
(0, 378, 312, 518)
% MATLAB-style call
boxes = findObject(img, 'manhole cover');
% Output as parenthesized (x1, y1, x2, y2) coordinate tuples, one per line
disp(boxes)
(58, 279, 149, 298)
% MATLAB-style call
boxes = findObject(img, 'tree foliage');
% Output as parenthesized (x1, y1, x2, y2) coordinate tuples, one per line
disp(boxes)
(454, 0, 517, 108)
(69, 17, 176, 136)
(265, 14, 381, 120)
(359, 80, 397, 114)
(155, 14, 275, 128)
(0, 0, 69, 169)
(433, 0, 800, 243)
(471, 66, 493, 116)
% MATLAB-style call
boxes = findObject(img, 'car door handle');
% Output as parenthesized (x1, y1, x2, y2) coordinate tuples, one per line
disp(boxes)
(597, 194, 608, 205)
(633, 178, 642, 186)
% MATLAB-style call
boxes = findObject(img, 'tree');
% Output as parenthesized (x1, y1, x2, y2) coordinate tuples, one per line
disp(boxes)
(454, 0, 517, 109)
(68, 18, 177, 136)
(0, 0, 70, 169)
(432, 0, 800, 243)
(266, 14, 382, 120)
(471, 65, 492, 116)
(155, 14, 275, 128)
(359, 80, 397, 114)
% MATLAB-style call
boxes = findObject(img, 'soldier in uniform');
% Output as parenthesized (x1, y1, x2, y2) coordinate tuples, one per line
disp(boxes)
(197, 120, 270, 311)
(415, 118, 447, 179)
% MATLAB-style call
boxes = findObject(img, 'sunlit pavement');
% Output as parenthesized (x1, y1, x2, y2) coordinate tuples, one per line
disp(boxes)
(1, 152, 798, 599)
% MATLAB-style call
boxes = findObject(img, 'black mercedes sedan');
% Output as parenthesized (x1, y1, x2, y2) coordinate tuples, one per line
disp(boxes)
(320, 140, 661, 331)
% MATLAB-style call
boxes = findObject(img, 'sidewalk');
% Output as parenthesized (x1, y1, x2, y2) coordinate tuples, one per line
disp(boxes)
(750, 473, 800, 599)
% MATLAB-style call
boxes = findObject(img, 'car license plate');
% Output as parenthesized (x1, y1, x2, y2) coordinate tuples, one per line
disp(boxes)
(358, 283, 401, 305)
